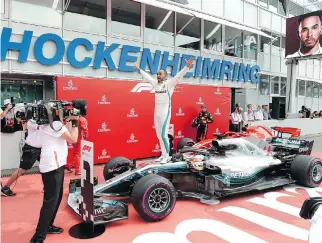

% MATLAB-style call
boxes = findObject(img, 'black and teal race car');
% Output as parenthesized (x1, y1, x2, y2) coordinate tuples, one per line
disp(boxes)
(68, 135, 322, 226)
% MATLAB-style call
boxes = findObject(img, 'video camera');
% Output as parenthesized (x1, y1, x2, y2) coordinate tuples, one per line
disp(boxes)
(15, 99, 87, 130)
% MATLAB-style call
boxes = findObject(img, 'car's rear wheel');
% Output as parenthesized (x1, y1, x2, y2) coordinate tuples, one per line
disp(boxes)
(131, 174, 176, 222)
(177, 138, 195, 151)
(103, 156, 133, 181)
(291, 155, 322, 188)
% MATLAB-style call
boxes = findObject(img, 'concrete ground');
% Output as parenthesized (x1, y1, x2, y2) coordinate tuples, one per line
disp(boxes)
(2, 134, 322, 243)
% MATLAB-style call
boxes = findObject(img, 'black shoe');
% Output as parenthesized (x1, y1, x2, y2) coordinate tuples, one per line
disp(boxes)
(30, 240, 43, 243)
(48, 225, 63, 234)
(1, 186, 16, 197)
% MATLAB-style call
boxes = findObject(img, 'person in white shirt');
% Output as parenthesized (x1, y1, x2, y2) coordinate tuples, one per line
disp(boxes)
(133, 59, 194, 164)
(1, 119, 42, 197)
(242, 106, 255, 123)
(30, 111, 79, 243)
(254, 105, 264, 121)
(230, 107, 241, 132)
(0, 99, 13, 119)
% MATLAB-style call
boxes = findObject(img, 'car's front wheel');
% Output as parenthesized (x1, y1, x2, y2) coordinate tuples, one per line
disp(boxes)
(131, 174, 176, 222)
(291, 155, 322, 188)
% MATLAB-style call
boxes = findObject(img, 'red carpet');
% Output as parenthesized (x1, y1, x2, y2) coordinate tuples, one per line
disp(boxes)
(2, 152, 322, 243)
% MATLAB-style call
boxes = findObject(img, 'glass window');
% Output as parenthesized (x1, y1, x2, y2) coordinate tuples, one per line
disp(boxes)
(271, 34, 281, 56)
(281, 36, 285, 57)
(12, 0, 63, 27)
(280, 77, 286, 96)
(204, 20, 222, 53)
(224, 26, 242, 58)
(0, 80, 44, 106)
(298, 80, 306, 96)
(260, 31, 271, 55)
(269, 0, 278, 13)
(1, 0, 5, 15)
(278, 0, 286, 16)
(145, 5, 175, 46)
(169, 0, 202, 10)
(111, 0, 141, 37)
(243, 31, 257, 60)
(306, 81, 313, 97)
(259, 74, 270, 95)
(65, 0, 106, 34)
(320, 84, 322, 98)
(259, 0, 268, 7)
(313, 82, 319, 98)
(175, 13, 201, 50)
(270, 76, 279, 95)
(288, 1, 297, 17)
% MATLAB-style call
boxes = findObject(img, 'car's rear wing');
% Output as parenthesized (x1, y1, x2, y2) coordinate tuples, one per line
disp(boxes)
(270, 137, 314, 155)
(271, 126, 301, 138)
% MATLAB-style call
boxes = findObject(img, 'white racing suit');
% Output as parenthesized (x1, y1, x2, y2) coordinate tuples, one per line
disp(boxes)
(309, 206, 322, 243)
(140, 66, 189, 163)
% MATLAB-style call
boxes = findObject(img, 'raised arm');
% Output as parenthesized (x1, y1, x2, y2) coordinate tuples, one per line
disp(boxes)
(134, 64, 158, 86)
(167, 59, 194, 89)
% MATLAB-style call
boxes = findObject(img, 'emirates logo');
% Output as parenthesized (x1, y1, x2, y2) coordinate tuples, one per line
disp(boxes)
(127, 108, 139, 118)
(98, 95, 111, 104)
(176, 108, 185, 116)
(98, 122, 111, 132)
(127, 133, 138, 143)
(196, 97, 204, 105)
(98, 149, 111, 159)
(63, 80, 78, 91)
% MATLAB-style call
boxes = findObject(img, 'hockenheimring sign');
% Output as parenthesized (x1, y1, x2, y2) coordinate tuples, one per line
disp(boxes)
(1, 27, 261, 83)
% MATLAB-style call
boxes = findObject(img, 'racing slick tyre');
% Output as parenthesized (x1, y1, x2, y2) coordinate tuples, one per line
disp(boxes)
(103, 156, 133, 181)
(177, 138, 195, 151)
(291, 155, 322, 188)
(131, 174, 176, 222)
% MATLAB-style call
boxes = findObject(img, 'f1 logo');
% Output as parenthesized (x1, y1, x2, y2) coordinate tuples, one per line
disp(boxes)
(82, 145, 92, 152)
(131, 83, 155, 93)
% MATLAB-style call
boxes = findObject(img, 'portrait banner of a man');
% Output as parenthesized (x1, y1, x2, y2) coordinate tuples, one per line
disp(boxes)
(286, 10, 322, 59)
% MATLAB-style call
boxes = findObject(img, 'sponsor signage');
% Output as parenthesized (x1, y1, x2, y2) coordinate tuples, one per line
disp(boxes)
(1, 27, 260, 83)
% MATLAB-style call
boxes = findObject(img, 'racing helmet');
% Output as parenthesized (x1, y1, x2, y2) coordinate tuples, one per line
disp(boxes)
(188, 155, 204, 171)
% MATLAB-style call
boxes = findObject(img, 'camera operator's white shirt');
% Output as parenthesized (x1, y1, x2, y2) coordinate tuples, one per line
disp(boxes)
(39, 121, 68, 173)
(25, 120, 42, 148)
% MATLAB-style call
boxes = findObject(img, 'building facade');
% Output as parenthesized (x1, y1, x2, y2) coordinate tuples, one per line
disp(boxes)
(1, 0, 322, 112)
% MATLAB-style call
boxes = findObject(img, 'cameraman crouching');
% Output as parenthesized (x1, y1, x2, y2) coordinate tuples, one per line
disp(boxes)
(30, 112, 79, 243)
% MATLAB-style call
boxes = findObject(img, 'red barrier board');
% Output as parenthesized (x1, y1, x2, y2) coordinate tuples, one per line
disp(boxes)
(56, 77, 231, 164)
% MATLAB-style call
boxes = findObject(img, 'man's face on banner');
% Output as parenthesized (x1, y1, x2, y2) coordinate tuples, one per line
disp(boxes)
(299, 16, 322, 49)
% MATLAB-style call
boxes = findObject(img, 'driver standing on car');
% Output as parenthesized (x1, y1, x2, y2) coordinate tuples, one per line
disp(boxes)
(133, 59, 194, 164)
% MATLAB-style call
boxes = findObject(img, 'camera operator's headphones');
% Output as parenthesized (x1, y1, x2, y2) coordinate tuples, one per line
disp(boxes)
(44, 102, 64, 131)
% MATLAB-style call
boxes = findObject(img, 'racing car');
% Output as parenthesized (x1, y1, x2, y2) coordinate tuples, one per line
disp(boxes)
(68, 134, 321, 226)
(177, 125, 302, 151)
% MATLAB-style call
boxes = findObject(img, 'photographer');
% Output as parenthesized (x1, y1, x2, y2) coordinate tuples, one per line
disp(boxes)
(1, 118, 41, 197)
(30, 106, 79, 243)
(1, 99, 23, 133)
(0, 99, 13, 119)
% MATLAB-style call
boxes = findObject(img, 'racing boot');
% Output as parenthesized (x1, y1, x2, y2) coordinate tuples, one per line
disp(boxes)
(155, 155, 164, 162)
(160, 155, 171, 164)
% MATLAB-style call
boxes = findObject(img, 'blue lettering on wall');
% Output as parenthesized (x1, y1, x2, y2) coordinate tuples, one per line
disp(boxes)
(67, 38, 94, 68)
(0, 27, 261, 83)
